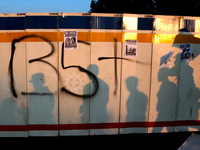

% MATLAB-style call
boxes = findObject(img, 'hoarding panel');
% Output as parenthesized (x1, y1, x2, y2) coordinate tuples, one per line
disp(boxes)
(26, 41, 59, 136)
(0, 14, 28, 137)
(120, 15, 152, 134)
(58, 13, 91, 136)
(25, 13, 59, 136)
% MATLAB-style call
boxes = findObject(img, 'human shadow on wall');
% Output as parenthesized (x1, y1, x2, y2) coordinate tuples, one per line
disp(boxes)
(80, 64, 109, 131)
(172, 29, 200, 125)
(153, 68, 178, 132)
(154, 28, 200, 132)
(0, 98, 26, 125)
(28, 73, 55, 124)
(126, 76, 148, 133)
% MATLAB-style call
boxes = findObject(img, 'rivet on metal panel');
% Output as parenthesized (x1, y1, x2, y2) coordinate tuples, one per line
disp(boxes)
(113, 14, 122, 17)
(144, 14, 153, 18)
(17, 13, 25, 16)
(82, 13, 90, 16)
(49, 13, 58, 15)
(174, 16, 183, 20)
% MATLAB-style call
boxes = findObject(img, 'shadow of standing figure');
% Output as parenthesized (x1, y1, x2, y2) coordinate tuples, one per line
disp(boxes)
(28, 73, 55, 124)
(79, 64, 109, 134)
(171, 29, 200, 123)
(153, 68, 178, 132)
(80, 64, 109, 126)
(0, 98, 26, 125)
(126, 76, 148, 133)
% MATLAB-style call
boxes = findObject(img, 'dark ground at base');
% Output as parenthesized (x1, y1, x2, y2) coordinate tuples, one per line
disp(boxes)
(0, 132, 199, 149)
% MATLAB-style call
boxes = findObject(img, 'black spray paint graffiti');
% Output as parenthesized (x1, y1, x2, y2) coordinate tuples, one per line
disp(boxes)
(9, 35, 146, 98)
(61, 42, 99, 98)
(98, 38, 147, 94)
(9, 35, 56, 98)
(99, 38, 118, 94)
(98, 38, 127, 94)
(9, 35, 99, 98)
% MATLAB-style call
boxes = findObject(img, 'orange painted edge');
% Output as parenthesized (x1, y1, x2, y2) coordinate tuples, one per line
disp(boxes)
(0, 32, 200, 44)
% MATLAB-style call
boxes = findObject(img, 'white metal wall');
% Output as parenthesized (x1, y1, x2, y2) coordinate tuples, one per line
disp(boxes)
(0, 13, 199, 137)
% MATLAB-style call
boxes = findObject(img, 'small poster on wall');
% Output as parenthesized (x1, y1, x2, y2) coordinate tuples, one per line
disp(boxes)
(64, 31, 78, 50)
(125, 40, 138, 58)
(180, 43, 192, 62)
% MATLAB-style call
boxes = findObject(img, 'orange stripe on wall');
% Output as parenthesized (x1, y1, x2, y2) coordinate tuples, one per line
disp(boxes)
(137, 33, 153, 43)
(90, 32, 122, 42)
(0, 32, 200, 44)
(0, 32, 154, 43)
(0, 32, 59, 42)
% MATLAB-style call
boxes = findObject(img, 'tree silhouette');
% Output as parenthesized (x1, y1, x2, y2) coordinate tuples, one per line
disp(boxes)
(90, 0, 200, 16)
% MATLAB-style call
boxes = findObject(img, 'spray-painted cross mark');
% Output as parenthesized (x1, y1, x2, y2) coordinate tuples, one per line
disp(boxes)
(98, 38, 146, 94)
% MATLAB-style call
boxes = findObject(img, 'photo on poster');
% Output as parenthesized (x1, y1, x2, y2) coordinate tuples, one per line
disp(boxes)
(160, 51, 174, 68)
(64, 31, 78, 50)
(125, 40, 137, 58)
(180, 43, 192, 62)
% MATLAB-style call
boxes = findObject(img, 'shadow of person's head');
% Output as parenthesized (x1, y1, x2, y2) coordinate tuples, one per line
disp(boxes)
(172, 28, 192, 48)
(29, 73, 45, 90)
(126, 76, 138, 92)
(172, 28, 200, 47)
(87, 64, 99, 77)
